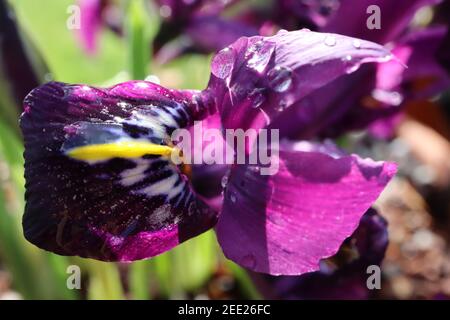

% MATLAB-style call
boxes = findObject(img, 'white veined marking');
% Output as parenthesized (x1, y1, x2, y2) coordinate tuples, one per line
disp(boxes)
(136, 172, 184, 200)
(148, 204, 173, 225)
(120, 159, 153, 187)
(121, 109, 166, 139)
(156, 108, 178, 128)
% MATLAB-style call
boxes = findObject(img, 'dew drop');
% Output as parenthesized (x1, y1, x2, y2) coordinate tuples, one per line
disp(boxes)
(268, 211, 286, 226)
(249, 166, 260, 173)
(221, 175, 229, 188)
(229, 193, 237, 203)
(345, 63, 361, 74)
(241, 254, 257, 269)
(301, 28, 311, 32)
(352, 39, 361, 49)
(277, 29, 288, 35)
(372, 89, 403, 106)
(267, 66, 293, 93)
(275, 99, 287, 112)
(248, 88, 266, 108)
(246, 40, 276, 73)
(211, 47, 235, 80)
(342, 55, 352, 62)
(324, 35, 337, 47)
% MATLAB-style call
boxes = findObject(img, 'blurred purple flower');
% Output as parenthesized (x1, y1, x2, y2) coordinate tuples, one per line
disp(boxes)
(20, 30, 396, 275)
(77, 0, 103, 55)
(77, 0, 123, 55)
(259, 209, 388, 299)
(76, 0, 257, 61)
(153, 0, 258, 63)
(272, 0, 450, 139)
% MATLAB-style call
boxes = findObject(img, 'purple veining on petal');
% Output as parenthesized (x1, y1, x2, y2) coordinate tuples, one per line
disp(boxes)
(264, 208, 388, 300)
(216, 141, 396, 275)
(20, 81, 217, 261)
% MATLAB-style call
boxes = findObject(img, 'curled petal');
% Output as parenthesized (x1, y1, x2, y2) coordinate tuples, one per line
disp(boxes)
(266, 209, 389, 300)
(216, 141, 396, 275)
(205, 29, 392, 136)
(377, 26, 450, 99)
(20, 81, 217, 261)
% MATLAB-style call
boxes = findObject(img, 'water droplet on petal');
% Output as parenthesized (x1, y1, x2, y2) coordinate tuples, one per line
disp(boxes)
(248, 88, 266, 108)
(352, 39, 361, 49)
(249, 165, 260, 173)
(342, 55, 352, 62)
(211, 47, 235, 80)
(221, 175, 229, 188)
(246, 40, 276, 73)
(324, 35, 336, 47)
(267, 66, 293, 93)
(301, 28, 311, 32)
(380, 53, 393, 62)
(268, 210, 286, 226)
(277, 29, 288, 35)
(372, 89, 404, 106)
(241, 254, 257, 269)
(275, 99, 287, 112)
(229, 193, 237, 203)
(345, 62, 361, 74)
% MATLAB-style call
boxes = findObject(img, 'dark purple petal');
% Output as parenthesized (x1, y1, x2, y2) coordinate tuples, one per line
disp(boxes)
(216, 141, 396, 275)
(205, 29, 392, 137)
(265, 209, 388, 299)
(20, 81, 217, 261)
(189, 115, 229, 208)
(323, 0, 442, 44)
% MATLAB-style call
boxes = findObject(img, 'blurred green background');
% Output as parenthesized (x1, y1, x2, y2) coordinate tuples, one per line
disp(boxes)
(0, 0, 260, 300)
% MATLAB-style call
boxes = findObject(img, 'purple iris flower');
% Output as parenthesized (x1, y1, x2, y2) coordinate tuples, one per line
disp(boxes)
(20, 30, 396, 275)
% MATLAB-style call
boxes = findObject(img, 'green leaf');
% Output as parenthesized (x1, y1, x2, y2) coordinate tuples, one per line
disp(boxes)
(87, 261, 125, 300)
(10, 0, 127, 84)
(125, 0, 159, 79)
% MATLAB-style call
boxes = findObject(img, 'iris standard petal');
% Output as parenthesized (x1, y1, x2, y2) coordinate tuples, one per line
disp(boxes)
(205, 29, 392, 136)
(20, 81, 217, 261)
(216, 141, 396, 275)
